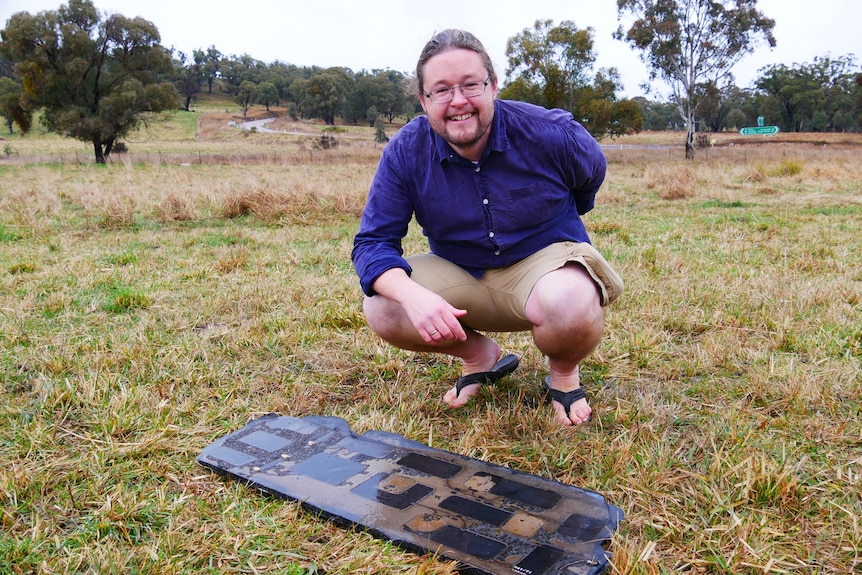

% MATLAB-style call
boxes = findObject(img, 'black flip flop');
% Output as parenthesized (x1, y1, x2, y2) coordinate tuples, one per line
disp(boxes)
(543, 376, 591, 423)
(454, 354, 520, 398)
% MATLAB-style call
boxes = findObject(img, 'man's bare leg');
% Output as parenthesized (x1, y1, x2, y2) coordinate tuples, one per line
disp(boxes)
(526, 263, 605, 426)
(363, 295, 502, 407)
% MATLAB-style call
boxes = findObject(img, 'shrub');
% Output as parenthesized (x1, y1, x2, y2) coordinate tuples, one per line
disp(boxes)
(775, 159, 803, 176)
(311, 133, 338, 150)
(375, 123, 389, 144)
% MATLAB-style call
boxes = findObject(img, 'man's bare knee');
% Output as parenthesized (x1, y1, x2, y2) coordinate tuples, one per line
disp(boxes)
(526, 264, 601, 325)
(363, 295, 403, 337)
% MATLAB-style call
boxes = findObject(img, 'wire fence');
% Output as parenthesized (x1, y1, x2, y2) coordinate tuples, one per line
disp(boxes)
(1, 140, 857, 167)
(0, 145, 386, 167)
(600, 142, 858, 163)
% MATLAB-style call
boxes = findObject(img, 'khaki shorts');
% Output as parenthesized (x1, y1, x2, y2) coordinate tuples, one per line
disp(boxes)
(407, 242, 624, 332)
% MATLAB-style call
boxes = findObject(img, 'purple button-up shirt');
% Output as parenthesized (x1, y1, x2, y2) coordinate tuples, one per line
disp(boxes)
(352, 99, 607, 296)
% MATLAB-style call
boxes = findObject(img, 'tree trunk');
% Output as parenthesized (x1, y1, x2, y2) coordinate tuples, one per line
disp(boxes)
(93, 139, 106, 164)
(685, 128, 695, 160)
(685, 110, 696, 160)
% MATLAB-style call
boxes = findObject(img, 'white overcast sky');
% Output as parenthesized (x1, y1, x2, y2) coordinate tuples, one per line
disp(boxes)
(2, 0, 859, 98)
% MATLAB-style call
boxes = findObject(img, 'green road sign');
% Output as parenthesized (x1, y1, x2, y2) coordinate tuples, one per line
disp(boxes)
(740, 125, 780, 135)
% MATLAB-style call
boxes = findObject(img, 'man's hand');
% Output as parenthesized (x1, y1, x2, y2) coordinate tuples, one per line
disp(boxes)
(401, 287, 468, 343)
(371, 268, 467, 344)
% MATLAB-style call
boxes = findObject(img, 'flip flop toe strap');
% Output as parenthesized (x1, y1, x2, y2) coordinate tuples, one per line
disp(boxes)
(455, 371, 494, 393)
(454, 354, 520, 396)
(547, 387, 586, 410)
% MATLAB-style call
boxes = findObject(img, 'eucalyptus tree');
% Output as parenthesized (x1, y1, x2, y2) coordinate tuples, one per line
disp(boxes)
(504, 19, 596, 111)
(197, 46, 222, 94)
(616, 0, 775, 158)
(235, 81, 256, 118)
(0, 0, 177, 163)
(379, 69, 415, 123)
(255, 81, 280, 112)
(503, 19, 642, 139)
(174, 50, 205, 111)
(345, 71, 394, 126)
(756, 55, 859, 132)
(219, 54, 267, 95)
(292, 67, 350, 125)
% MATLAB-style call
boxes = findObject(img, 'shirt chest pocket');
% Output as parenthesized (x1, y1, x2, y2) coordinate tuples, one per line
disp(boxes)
(498, 181, 569, 232)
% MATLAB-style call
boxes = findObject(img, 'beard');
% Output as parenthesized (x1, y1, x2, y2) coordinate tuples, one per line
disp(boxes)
(427, 104, 495, 156)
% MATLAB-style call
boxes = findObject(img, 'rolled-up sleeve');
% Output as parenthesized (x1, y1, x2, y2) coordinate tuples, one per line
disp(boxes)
(351, 147, 415, 296)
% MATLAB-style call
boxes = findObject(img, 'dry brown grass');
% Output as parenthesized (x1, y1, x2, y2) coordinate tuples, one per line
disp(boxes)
(1, 123, 861, 574)
(0, 161, 372, 233)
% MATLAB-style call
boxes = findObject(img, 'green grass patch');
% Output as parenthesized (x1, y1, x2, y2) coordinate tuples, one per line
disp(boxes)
(701, 199, 748, 208)
(0, 224, 22, 242)
(7, 261, 36, 274)
(90, 281, 152, 313)
(104, 288, 151, 313)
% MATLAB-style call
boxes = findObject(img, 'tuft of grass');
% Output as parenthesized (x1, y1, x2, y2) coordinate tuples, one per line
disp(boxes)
(771, 158, 805, 177)
(8, 261, 36, 274)
(0, 223, 23, 242)
(752, 158, 806, 181)
(644, 165, 701, 200)
(104, 250, 138, 266)
(104, 288, 151, 313)
(157, 192, 196, 222)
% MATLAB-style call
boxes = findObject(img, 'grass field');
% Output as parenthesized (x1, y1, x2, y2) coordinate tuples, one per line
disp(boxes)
(1, 102, 861, 574)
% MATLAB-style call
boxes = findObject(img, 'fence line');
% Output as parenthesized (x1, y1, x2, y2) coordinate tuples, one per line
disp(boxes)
(0, 146, 387, 167)
(601, 142, 855, 163)
(1, 141, 855, 167)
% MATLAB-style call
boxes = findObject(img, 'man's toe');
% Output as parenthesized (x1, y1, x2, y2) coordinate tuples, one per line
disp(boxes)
(444, 382, 481, 407)
(568, 402, 592, 425)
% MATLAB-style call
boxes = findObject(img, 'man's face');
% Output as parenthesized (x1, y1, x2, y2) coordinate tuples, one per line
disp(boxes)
(419, 49, 498, 161)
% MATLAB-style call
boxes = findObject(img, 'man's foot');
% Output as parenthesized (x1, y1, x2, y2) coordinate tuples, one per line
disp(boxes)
(443, 343, 518, 408)
(545, 373, 592, 426)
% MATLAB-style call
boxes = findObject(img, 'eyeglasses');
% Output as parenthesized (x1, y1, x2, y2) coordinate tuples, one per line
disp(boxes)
(422, 76, 491, 104)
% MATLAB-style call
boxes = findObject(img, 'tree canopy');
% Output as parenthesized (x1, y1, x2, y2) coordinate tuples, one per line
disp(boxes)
(616, 0, 776, 158)
(290, 67, 351, 126)
(755, 55, 859, 132)
(0, 0, 178, 163)
(501, 19, 643, 140)
(173, 50, 205, 112)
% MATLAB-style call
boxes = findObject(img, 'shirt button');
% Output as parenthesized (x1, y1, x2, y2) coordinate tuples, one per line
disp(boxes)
(475, 165, 481, 172)
(489, 232, 495, 238)
(483, 199, 489, 205)
(495, 250, 500, 255)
